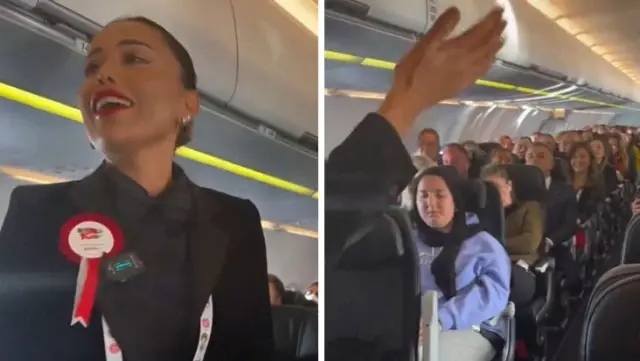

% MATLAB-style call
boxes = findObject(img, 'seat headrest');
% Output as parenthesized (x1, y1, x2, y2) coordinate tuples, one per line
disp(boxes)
(272, 305, 318, 359)
(465, 180, 488, 212)
(478, 142, 502, 154)
(503, 164, 547, 204)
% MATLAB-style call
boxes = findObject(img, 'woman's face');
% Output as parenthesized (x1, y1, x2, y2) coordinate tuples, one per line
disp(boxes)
(590, 140, 605, 160)
(492, 150, 512, 165)
(416, 175, 455, 230)
(486, 175, 513, 207)
(79, 20, 199, 151)
(608, 138, 620, 155)
(513, 139, 530, 158)
(571, 147, 591, 173)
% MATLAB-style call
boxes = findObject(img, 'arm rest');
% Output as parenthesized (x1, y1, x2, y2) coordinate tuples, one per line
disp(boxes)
(533, 257, 555, 274)
(421, 291, 439, 361)
(532, 257, 556, 325)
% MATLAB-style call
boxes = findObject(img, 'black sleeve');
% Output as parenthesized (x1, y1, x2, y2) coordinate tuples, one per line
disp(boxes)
(223, 200, 274, 360)
(549, 188, 579, 245)
(326, 113, 417, 200)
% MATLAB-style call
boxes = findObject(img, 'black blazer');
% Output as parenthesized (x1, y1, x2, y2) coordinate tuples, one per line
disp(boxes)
(545, 179, 578, 245)
(0, 172, 273, 361)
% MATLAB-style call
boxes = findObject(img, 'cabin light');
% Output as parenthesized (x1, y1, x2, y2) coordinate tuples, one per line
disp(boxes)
(576, 34, 597, 47)
(527, 0, 637, 83)
(273, 0, 318, 36)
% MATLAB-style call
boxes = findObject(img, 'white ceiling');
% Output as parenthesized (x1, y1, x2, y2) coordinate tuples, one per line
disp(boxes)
(550, 0, 640, 79)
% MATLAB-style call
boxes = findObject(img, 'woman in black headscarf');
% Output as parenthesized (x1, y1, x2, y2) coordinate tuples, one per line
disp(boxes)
(412, 166, 511, 361)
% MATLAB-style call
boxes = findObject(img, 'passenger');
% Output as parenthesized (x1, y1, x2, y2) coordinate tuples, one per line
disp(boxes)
(412, 167, 510, 361)
(568, 142, 605, 224)
(481, 164, 541, 307)
(401, 154, 436, 209)
(462, 140, 483, 159)
(537, 133, 563, 159)
(268, 274, 286, 306)
(499, 135, 514, 152)
(525, 143, 580, 291)
(594, 125, 607, 135)
(418, 128, 442, 164)
(442, 143, 471, 178)
(305, 282, 319, 303)
(589, 136, 618, 193)
(557, 131, 581, 154)
(489, 148, 512, 165)
(608, 133, 629, 179)
(0, 17, 273, 361)
(512, 137, 531, 163)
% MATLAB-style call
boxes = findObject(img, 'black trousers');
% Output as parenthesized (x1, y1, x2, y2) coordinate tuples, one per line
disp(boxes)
(510, 264, 536, 308)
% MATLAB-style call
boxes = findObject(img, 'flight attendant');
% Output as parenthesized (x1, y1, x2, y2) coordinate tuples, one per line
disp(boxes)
(0, 17, 273, 361)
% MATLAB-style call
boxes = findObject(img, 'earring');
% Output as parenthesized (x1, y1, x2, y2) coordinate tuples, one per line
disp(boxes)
(181, 116, 191, 126)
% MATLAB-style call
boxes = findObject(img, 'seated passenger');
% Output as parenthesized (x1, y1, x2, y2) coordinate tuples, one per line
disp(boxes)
(305, 282, 319, 304)
(526, 143, 580, 290)
(442, 143, 471, 179)
(400, 154, 436, 208)
(568, 142, 605, 224)
(499, 135, 514, 152)
(269, 274, 286, 306)
(418, 128, 442, 164)
(481, 164, 542, 307)
(512, 137, 531, 164)
(489, 148, 513, 165)
(589, 136, 618, 194)
(608, 133, 629, 180)
(411, 166, 511, 361)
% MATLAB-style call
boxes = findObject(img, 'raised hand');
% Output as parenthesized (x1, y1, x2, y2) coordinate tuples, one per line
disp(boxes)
(379, 7, 507, 136)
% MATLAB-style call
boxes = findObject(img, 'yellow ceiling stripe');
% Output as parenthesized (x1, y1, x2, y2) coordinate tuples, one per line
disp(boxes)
(325, 50, 640, 111)
(0, 82, 319, 199)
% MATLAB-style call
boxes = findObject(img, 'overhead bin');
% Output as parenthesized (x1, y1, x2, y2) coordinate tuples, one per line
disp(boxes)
(349, 0, 640, 102)
(229, 0, 318, 138)
(38, 0, 317, 138)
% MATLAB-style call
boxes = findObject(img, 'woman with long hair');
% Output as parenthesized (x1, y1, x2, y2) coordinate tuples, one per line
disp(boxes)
(481, 164, 542, 307)
(568, 142, 606, 224)
(0, 17, 273, 361)
(590, 135, 618, 194)
(608, 133, 629, 179)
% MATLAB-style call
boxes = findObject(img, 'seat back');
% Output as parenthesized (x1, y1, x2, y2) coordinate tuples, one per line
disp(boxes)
(468, 180, 505, 244)
(478, 142, 502, 154)
(283, 290, 317, 308)
(620, 214, 640, 264)
(325, 203, 420, 361)
(582, 264, 640, 361)
(272, 305, 318, 361)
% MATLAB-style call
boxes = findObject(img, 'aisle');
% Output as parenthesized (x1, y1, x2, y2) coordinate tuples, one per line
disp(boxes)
(550, 240, 623, 361)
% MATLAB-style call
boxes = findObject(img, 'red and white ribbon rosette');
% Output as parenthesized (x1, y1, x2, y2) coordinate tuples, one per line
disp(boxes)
(59, 214, 123, 327)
